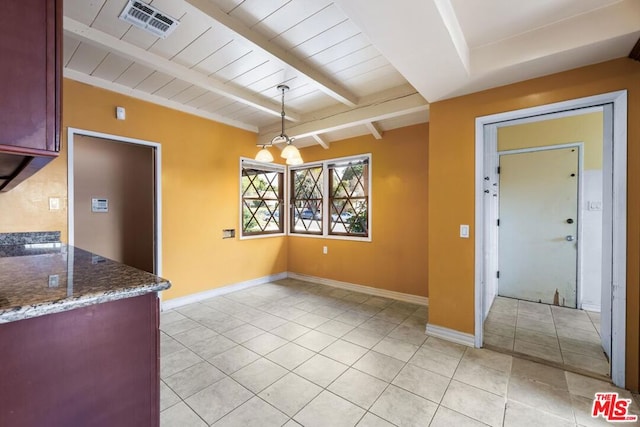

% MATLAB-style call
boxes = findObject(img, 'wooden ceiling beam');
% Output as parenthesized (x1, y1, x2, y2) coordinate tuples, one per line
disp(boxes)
(185, 0, 359, 107)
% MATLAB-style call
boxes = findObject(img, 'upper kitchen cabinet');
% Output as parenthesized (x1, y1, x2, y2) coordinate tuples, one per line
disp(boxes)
(0, 0, 61, 191)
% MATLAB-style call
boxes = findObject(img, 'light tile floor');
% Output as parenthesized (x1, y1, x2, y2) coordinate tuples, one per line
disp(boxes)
(484, 296, 610, 378)
(160, 279, 639, 426)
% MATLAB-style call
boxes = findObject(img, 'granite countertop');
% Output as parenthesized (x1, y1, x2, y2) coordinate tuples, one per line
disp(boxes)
(0, 244, 170, 323)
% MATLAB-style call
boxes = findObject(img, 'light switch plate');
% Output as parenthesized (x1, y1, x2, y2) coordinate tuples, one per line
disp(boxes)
(460, 224, 470, 238)
(49, 197, 60, 210)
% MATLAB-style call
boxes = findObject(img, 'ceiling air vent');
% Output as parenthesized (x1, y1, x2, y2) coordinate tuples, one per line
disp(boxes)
(119, 0, 180, 39)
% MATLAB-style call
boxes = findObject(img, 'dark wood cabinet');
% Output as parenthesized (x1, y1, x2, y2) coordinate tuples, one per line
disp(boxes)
(0, 0, 61, 191)
(0, 293, 161, 427)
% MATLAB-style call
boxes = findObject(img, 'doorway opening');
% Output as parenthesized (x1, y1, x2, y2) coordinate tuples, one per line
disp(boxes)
(67, 128, 163, 276)
(474, 91, 627, 387)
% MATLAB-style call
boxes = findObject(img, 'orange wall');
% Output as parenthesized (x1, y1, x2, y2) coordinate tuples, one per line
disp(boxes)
(289, 124, 429, 297)
(1, 79, 288, 301)
(428, 57, 640, 390)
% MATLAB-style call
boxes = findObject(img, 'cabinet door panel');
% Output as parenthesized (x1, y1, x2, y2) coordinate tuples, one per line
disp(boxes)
(0, 0, 59, 153)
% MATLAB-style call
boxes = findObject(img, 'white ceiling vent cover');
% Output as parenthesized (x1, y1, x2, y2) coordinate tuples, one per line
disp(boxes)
(119, 0, 180, 39)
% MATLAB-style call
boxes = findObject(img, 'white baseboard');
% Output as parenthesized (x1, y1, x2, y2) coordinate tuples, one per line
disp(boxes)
(581, 303, 601, 313)
(161, 272, 288, 311)
(288, 272, 428, 306)
(426, 323, 475, 347)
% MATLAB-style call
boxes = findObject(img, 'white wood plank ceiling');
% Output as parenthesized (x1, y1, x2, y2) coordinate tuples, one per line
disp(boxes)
(62, 0, 640, 148)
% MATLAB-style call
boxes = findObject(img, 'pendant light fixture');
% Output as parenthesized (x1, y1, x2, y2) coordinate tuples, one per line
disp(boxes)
(255, 84, 302, 164)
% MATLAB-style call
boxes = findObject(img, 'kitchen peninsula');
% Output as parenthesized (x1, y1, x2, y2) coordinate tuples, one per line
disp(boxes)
(0, 243, 170, 427)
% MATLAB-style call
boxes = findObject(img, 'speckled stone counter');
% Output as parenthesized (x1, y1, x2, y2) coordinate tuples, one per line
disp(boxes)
(0, 244, 170, 323)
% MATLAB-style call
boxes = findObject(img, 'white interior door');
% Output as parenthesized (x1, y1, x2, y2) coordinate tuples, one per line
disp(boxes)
(498, 146, 579, 307)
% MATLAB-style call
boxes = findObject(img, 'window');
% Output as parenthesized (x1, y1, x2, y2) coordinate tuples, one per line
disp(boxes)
(240, 160, 285, 237)
(291, 166, 323, 234)
(290, 155, 370, 239)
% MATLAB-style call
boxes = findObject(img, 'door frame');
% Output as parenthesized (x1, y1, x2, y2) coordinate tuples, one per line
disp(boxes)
(67, 128, 163, 277)
(497, 143, 584, 308)
(474, 91, 627, 387)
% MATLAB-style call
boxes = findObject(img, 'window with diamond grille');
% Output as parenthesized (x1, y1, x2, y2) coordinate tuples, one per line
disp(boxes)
(328, 158, 369, 237)
(290, 166, 323, 235)
(241, 161, 285, 237)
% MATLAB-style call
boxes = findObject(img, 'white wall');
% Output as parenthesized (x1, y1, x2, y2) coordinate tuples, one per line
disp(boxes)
(581, 169, 603, 311)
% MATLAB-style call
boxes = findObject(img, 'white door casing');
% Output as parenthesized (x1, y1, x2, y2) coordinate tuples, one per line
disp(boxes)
(474, 90, 627, 387)
(498, 146, 580, 308)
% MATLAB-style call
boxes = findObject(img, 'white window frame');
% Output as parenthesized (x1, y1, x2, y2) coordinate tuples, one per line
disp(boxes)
(289, 154, 372, 242)
(239, 158, 287, 240)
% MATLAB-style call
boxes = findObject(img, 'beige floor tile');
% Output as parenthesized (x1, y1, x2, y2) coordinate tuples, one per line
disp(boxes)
(555, 325, 600, 343)
(562, 351, 609, 376)
(312, 304, 347, 319)
(510, 358, 569, 390)
(570, 394, 616, 427)
(441, 380, 506, 427)
(370, 384, 438, 426)
(504, 400, 576, 427)
(160, 380, 181, 411)
(409, 346, 461, 378)
(160, 401, 207, 427)
(429, 406, 488, 427)
(507, 375, 575, 421)
(484, 320, 516, 338)
(294, 354, 349, 387)
(294, 390, 366, 427)
(386, 324, 427, 346)
(171, 325, 218, 347)
(462, 348, 513, 374)
(517, 310, 555, 324)
(422, 336, 467, 358)
(359, 317, 399, 335)
(259, 372, 323, 416)
(160, 317, 201, 336)
(356, 412, 395, 426)
(486, 311, 517, 325)
(160, 310, 187, 326)
(334, 310, 373, 326)
(553, 316, 598, 332)
(373, 308, 410, 324)
(453, 358, 510, 396)
(185, 377, 253, 425)
(352, 350, 405, 382)
(315, 319, 355, 337)
(515, 326, 560, 349)
(161, 348, 203, 378)
(164, 361, 226, 399)
(518, 300, 552, 316)
(270, 321, 311, 341)
(265, 342, 315, 370)
(242, 332, 288, 355)
(372, 337, 419, 362)
(294, 330, 337, 352)
(342, 327, 386, 349)
(207, 345, 260, 374)
(222, 323, 264, 344)
(484, 331, 514, 351)
(516, 316, 557, 336)
(321, 339, 369, 365)
(565, 371, 623, 400)
(187, 334, 236, 360)
(211, 396, 288, 427)
(392, 363, 450, 403)
(559, 337, 607, 360)
(161, 333, 186, 357)
(514, 339, 563, 364)
(328, 368, 388, 409)
(230, 357, 288, 393)
(364, 297, 395, 309)
(295, 312, 331, 328)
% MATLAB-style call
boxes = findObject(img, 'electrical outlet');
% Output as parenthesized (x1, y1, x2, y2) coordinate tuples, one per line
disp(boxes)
(460, 224, 470, 238)
(48, 274, 59, 288)
(49, 197, 60, 210)
(323, 246, 328, 254)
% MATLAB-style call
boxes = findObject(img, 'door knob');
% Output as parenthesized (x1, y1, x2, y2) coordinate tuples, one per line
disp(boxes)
(566, 218, 574, 224)
(565, 235, 575, 241)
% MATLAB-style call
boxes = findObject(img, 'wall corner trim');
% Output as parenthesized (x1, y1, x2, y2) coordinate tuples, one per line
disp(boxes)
(161, 272, 288, 311)
(426, 323, 475, 347)
(288, 272, 428, 306)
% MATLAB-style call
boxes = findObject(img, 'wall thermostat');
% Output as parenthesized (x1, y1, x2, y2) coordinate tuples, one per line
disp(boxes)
(91, 198, 109, 213)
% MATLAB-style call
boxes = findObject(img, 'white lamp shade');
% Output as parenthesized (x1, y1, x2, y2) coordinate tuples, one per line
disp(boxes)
(281, 144, 301, 159)
(255, 147, 274, 162)
(286, 154, 303, 165)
